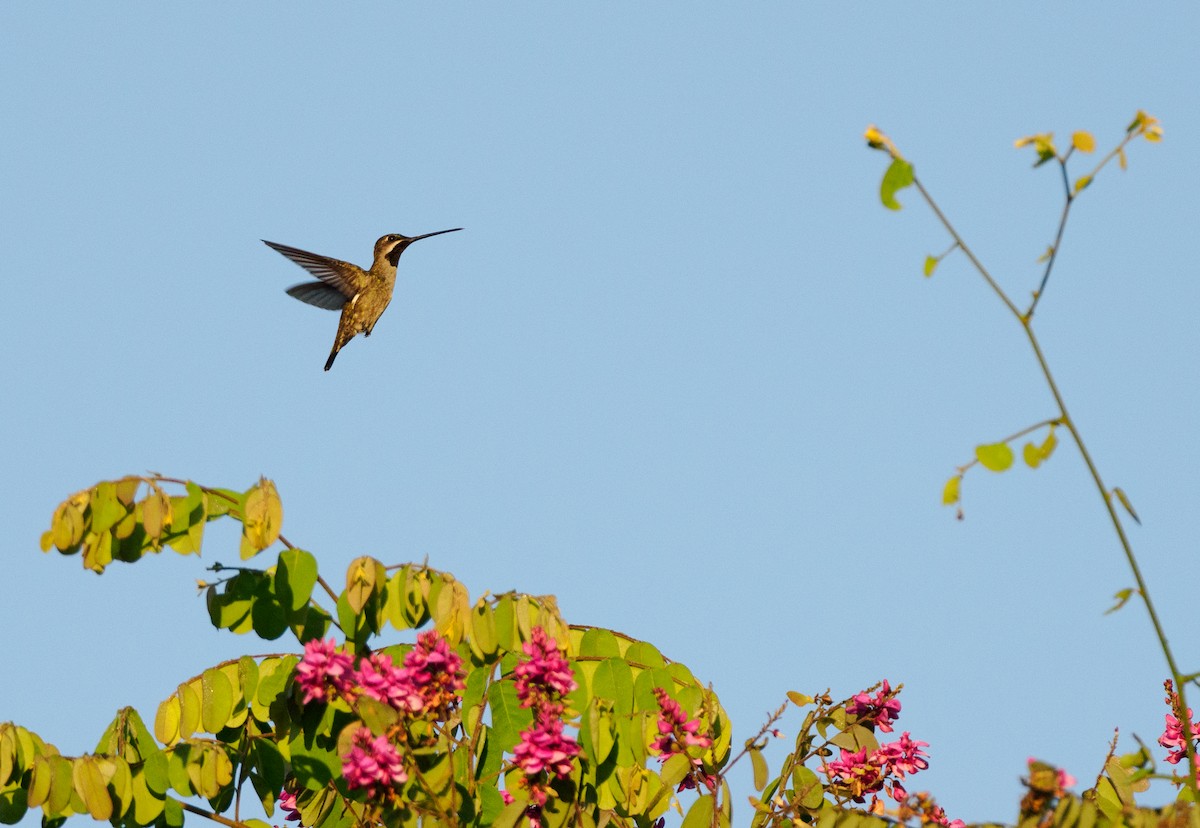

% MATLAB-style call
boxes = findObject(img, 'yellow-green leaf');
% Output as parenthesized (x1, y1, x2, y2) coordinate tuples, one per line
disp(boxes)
(1040, 429, 1058, 460)
(1074, 175, 1093, 193)
(1112, 487, 1141, 525)
(141, 491, 171, 542)
(201, 668, 234, 734)
(1105, 588, 1135, 615)
(51, 502, 86, 551)
(241, 478, 282, 559)
(749, 748, 768, 791)
(941, 475, 961, 505)
(154, 697, 181, 746)
(786, 691, 813, 707)
(1023, 442, 1042, 469)
(880, 158, 914, 211)
(73, 756, 113, 821)
(345, 556, 382, 615)
(1072, 131, 1096, 153)
(923, 255, 938, 278)
(975, 442, 1014, 472)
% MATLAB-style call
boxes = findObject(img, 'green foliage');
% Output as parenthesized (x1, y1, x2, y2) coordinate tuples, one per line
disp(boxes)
(879, 158, 914, 210)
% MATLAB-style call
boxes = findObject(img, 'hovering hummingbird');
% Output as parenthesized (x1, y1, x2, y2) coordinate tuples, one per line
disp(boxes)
(263, 229, 462, 370)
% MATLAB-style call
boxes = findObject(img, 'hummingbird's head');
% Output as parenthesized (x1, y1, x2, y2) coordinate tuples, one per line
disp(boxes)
(376, 228, 463, 267)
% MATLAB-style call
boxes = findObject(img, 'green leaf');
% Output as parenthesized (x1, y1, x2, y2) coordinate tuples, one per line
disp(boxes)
(623, 641, 665, 668)
(488, 681, 530, 753)
(792, 765, 825, 809)
(0, 786, 27, 825)
(660, 753, 691, 791)
(923, 255, 938, 278)
(201, 668, 234, 734)
(787, 691, 814, 707)
(579, 628, 621, 658)
(240, 478, 282, 559)
(879, 158, 914, 211)
(357, 698, 399, 735)
(275, 549, 318, 612)
(73, 756, 113, 821)
(975, 442, 1014, 472)
(345, 556, 384, 615)
(592, 658, 635, 715)
(941, 475, 961, 506)
(681, 794, 715, 828)
(1022, 442, 1042, 469)
(749, 748, 768, 791)
(1105, 587, 1135, 615)
(155, 696, 181, 745)
(1113, 486, 1141, 525)
(470, 600, 499, 661)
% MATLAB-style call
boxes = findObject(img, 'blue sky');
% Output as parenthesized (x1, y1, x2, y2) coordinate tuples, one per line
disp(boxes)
(2, 4, 1198, 824)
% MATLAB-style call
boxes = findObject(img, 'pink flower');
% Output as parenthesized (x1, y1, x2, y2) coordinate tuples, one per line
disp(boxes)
(823, 747, 888, 802)
(650, 687, 713, 755)
(402, 630, 466, 717)
(514, 628, 576, 708)
(295, 639, 355, 704)
(879, 732, 929, 777)
(341, 728, 407, 797)
(354, 653, 424, 713)
(277, 789, 302, 824)
(512, 709, 581, 778)
(847, 680, 902, 733)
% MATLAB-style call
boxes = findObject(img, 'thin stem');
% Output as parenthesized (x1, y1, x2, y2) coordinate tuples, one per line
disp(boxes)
(178, 802, 252, 828)
(910, 175, 1022, 319)
(906, 163, 1197, 793)
(1025, 162, 1074, 319)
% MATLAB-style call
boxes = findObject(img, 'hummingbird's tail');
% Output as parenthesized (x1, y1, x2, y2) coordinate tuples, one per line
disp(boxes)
(324, 345, 339, 371)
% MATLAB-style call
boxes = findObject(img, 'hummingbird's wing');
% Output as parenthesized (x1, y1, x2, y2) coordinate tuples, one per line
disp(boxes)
(262, 240, 366, 299)
(285, 281, 348, 310)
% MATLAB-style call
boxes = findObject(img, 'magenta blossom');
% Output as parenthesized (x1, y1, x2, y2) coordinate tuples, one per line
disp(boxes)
(650, 688, 714, 791)
(847, 680, 902, 733)
(354, 652, 424, 713)
(512, 709, 581, 778)
(341, 728, 407, 797)
(824, 730, 933, 805)
(402, 630, 466, 717)
(514, 627, 577, 709)
(880, 732, 929, 777)
(294, 639, 355, 704)
(276, 789, 302, 824)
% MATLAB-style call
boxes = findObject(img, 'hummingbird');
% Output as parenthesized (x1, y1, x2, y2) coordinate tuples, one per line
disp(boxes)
(263, 229, 462, 370)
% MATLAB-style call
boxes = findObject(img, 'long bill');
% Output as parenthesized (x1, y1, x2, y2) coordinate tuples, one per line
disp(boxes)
(410, 228, 463, 241)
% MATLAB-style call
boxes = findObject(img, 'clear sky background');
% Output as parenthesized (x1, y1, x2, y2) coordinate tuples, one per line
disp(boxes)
(2, 5, 1197, 824)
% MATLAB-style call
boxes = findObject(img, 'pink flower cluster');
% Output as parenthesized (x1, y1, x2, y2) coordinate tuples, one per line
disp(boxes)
(292, 632, 466, 803)
(514, 627, 577, 707)
(505, 627, 582, 824)
(823, 732, 930, 804)
(294, 632, 464, 720)
(846, 680, 901, 733)
(294, 639, 355, 704)
(1159, 680, 1200, 768)
(342, 727, 407, 797)
(650, 687, 714, 791)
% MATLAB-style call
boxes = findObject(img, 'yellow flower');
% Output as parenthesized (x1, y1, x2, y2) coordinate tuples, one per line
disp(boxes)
(1014, 132, 1057, 166)
(1127, 110, 1163, 142)
(864, 124, 899, 157)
